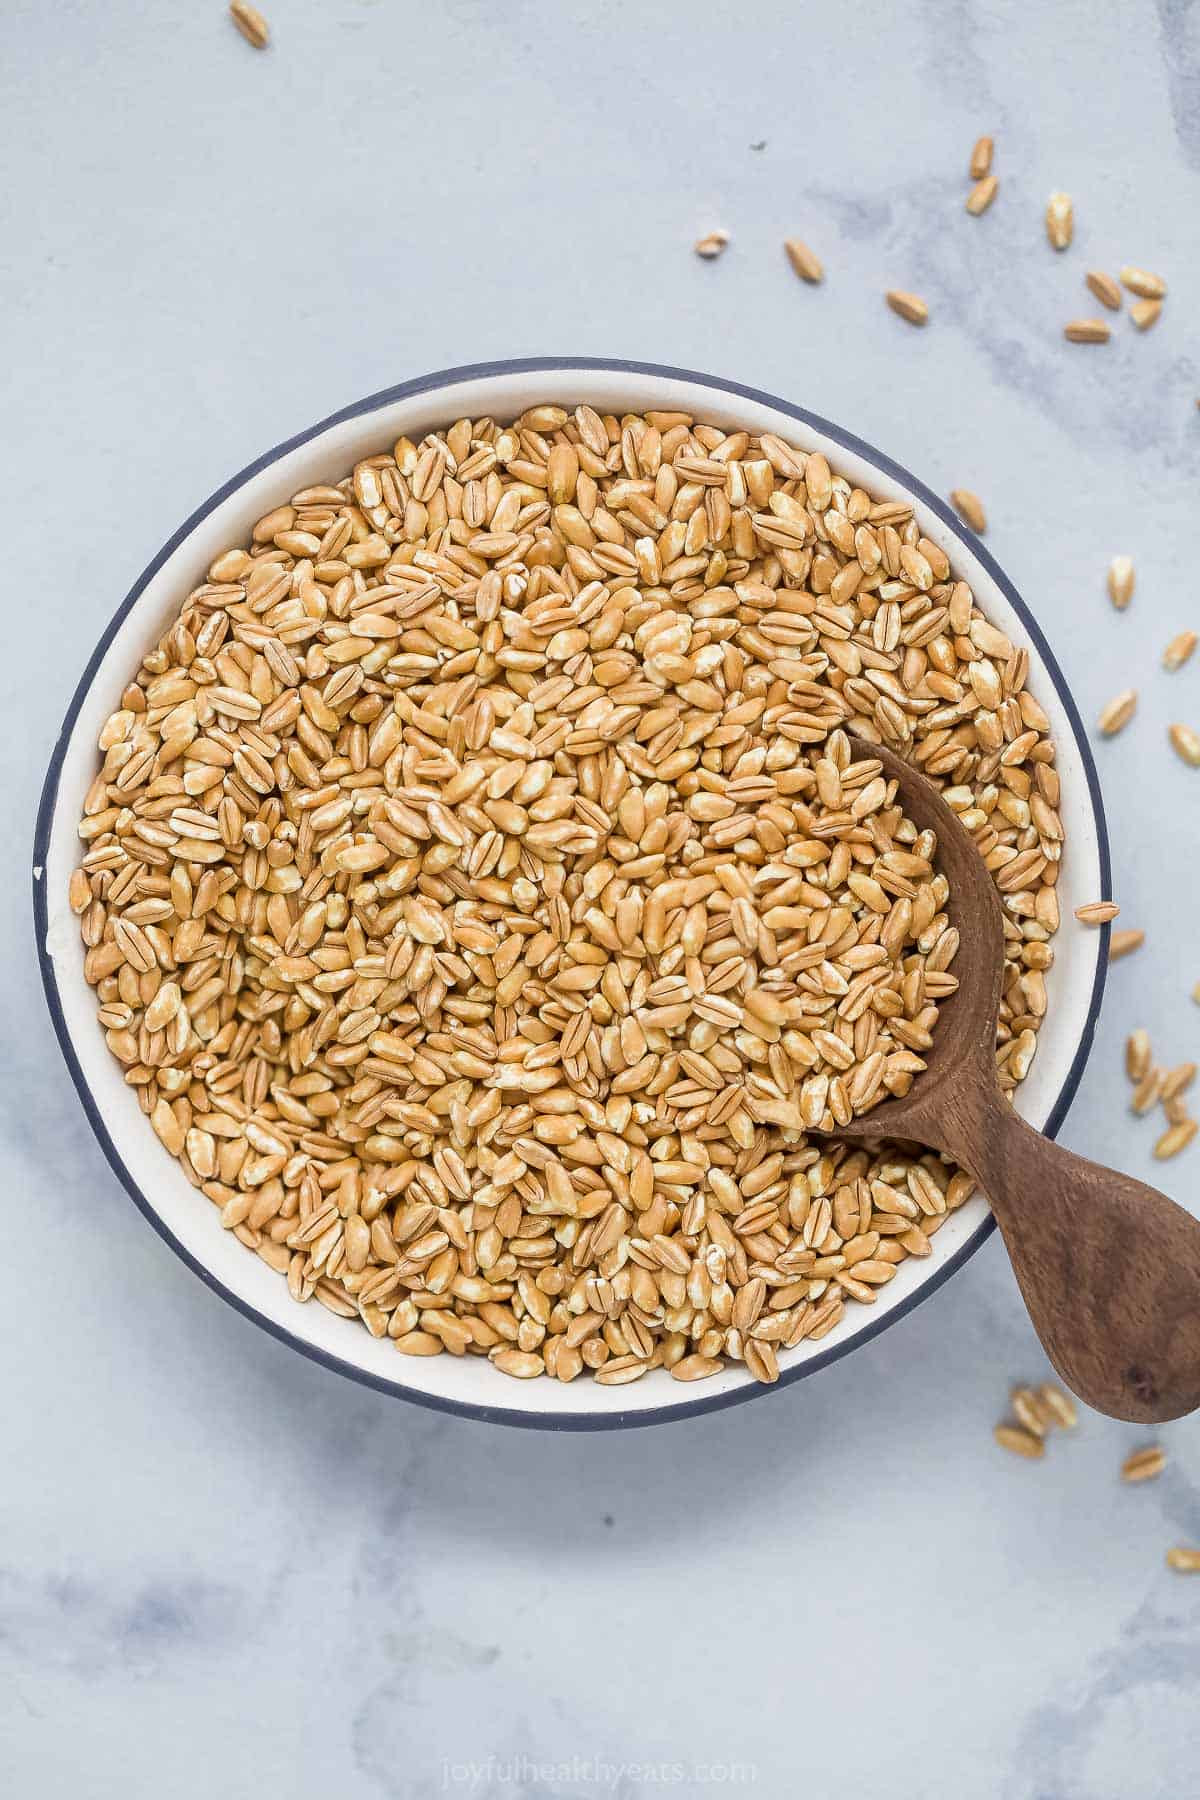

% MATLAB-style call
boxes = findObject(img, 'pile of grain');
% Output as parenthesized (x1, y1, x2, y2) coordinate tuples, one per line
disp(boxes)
(73, 404, 1061, 1383)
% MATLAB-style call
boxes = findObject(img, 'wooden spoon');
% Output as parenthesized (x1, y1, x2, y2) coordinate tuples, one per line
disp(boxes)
(820, 736, 1200, 1423)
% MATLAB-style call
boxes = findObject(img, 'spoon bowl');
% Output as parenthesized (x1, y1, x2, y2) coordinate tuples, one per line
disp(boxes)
(812, 736, 1009, 1149)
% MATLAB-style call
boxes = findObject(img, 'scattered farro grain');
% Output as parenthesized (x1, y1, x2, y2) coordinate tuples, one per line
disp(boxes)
(694, 230, 729, 259)
(886, 289, 929, 325)
(1131, 299, 1163, 332)
(1075, 901, 1120, 926)
(1086, 271, 1123, 311)
(1122, 1445, 1167, 1482)
(1154, 1119, 1197, 1159)
(995, 1424, 1045, 1460)
(1163, 1093, 1192, 1127)
(1038, 1384, 1078, 1429)
(1065, 319, 1111, 344)
(1168, 723, 1200, 766)
(1012, 1386, 1050, 1437)
(784, 239, 824, 283)
(1120, 266, 1167, 299)
(1131, 1068, 1164, 1115)
(1167, 1547, 1200, 1572)
(969, 135, 994, 180)
(1107, 556, 1135, 610)
(1193, 983, 1200, 1005)
(949, 489, 986, 533)
(74, 403, 1061, 1389)
(966, 176, 998, 216)
(1160, 1063, 1196, 1102)
(1164, 631, 1198, 672)
(1109, 929, 1145, 962)
(1097, 690, 1137, 736)
(1125, 1029, 1152, 1082)
(229, 0, 269, 47)
(1046, 192, 1074, 250)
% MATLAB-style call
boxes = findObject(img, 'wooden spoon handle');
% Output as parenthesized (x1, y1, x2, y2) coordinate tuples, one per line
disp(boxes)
(950, 1098, 1200, 1422)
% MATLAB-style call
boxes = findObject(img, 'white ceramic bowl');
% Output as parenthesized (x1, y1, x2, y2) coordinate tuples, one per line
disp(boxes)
(35, 359, 1112, 1429)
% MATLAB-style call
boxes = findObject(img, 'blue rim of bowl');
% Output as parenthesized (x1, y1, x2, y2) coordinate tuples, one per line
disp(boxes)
(33, 357, 1112, 1431)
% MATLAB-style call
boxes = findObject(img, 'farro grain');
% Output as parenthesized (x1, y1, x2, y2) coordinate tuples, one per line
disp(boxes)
(1120, 267, 1167, 299)
(1011, 1386, 1050, 1437)
(1075, 901, 1119, 925)
(995, 1424, 1045, 1460)
(784, 240, 824, 283)
(1109, 929, 1145, 962)
(1097, 690, 1137, 736)
(670, 1354, 724, 1382)
(1065, 319, 1111, 344)
(1131, 1068, 1163, 1116)
(1046, 192, 1074, 250)
(1155, 1119, 1197, 1159)
(74, 403, 1061, 1389)
(966, 176, 998, 216)
(1086, 271, 1122, 311)
(743, 1339, 779, 1384)
(949, 489, 986, 533)
(1167, 1548, 1200, 1572)
(229, 0, 269, 47)
(1160, 1063, 1196, 1102)
(1164, 631, 1197, 672)
(1131, 299, 1162, 331)
(1107, 556, 1135, 610)
(969, 135, 994, 180)
(694, 230, 729, 259)
(1168, 723, 1200, 767)
(491, 1349, 545, 1379)
(885, 290, 929, 325)
(1038, 1383, 1077, 1429)
(1125, 1029, 1151, 1082)
(1122, 1445, 1166, 1482)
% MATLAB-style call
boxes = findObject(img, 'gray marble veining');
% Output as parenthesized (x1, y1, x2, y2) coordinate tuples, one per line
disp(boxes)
(3, 1, 1198, 1794)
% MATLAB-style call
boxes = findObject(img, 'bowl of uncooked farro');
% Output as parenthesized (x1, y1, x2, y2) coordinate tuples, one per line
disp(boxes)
(35, 359, 1111, 1428)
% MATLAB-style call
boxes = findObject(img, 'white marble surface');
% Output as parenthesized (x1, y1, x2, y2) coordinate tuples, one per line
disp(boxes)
(4, 2, 1200, 1795)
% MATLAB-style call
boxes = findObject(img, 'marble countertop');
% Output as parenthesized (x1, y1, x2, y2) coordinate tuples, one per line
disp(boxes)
(4, 2, 1199, 1794)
